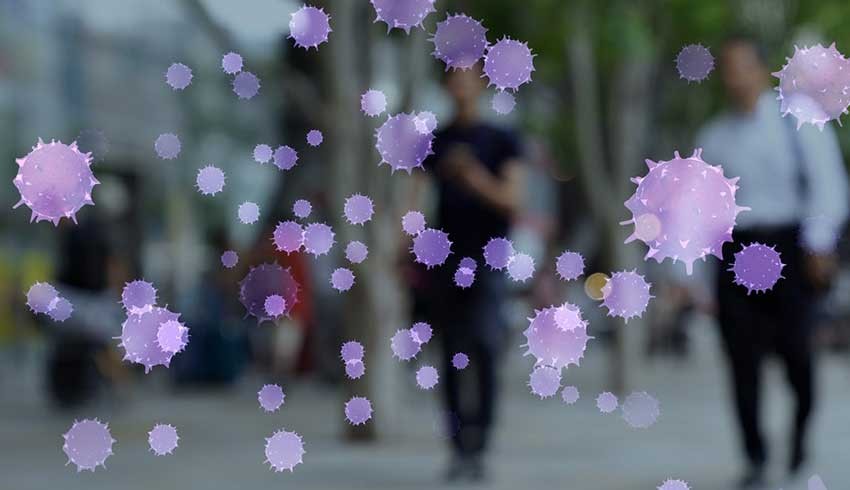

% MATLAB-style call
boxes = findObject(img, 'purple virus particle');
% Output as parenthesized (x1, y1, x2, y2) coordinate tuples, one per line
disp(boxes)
(62, 419, 115, 472)
(48, 297, 74, 322)
(330, 267, 355, 292)
(345, 240, 369, 264)
(522, 304, 592, 370)
(411, 321, 432, 344)
(254, 144, 273, 164)
(306, 129, 323, 147)
(340, 340, 364, 363)
(293, 199, 312, 219)
(414, 111, 438, 135)
(148, 423, 179, 456)
(390, 328, 421, 361)
(675, 44, 715, 83)
(483, 237, 515, 270)
(507, 252, 535, 282)
(600, 270, 653, 323)
(258, 384, 286, 413)
(165, 62, 192, 90)
(623, 149, 749, 274)
(491, 90, 516, 115)
(561, 385, 580, 405)
(238, 263, 300, 323)
(264, 294, 287, 318)
(233, 71, 260, 100)
(658, 479, 691, 490)
(483, 37, 535, 92)
(401, 210, 426, 236)
(272, 145, 298, 171)
(302, 222, 335, 256)
(221, 51, 243, 74)
(375, 113, 435, 173)
(731, 242, 785, 294)
(370, 0, 436, 34)
(412, 228, 452, 268)
(431, 13, 488, 71)
(553, 302, 584, 332)
(621, 391, 661, 429)
(416, 365, 439, 390)
(26, 281, 58, 314)
(555, 250, 585, 281)
(345, 360, 365, 379)
(454, 267, 475, 288)
(118, 306, 183, 372)
(272, 221, 304, 254)
(156, 319, 189, 354)
(264, 429, 305, 472)
(343, 194, 374, 225)
(238, 201, 260, 225)
(773, 43, 850, 130)
(289, 4, 332, 50)
(221, 250, 239, 269)
(196, 165, 226, 196)
(528, 365, 561, 399)
(809, 475, 828, 490)
(344, 396, 373, 426)
(596, 392, 619, 414)
(121, 280, 157, 315)
(154, 133, 181, 160)
(361, 89, 388, 117)
(459, 257, 477, 270)
(452, 352, 469, 370)
(13, 139, 98, 225)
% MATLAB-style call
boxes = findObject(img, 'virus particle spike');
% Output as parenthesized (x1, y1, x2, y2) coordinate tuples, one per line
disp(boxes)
(401, 210, 426, 236)
(452, 352, 469, 370)
(272, 145, 298, 171)
(483, 237, 515, 270)
(390, 328, 420, 361)
(600, 270, 653, 323)
(454, 267, 475, 288)
(411, 321, 432, 345)
(370, 0, 436, 34)
(416, 365, 439, 390)
(293, 199, 313, 219)
(272, 221, 304, 254)
(196, 165, 226, 196)
(413, 111, 438, 135)
(507, 252, 535, 282)
(411, 228, 452, 268)
(148, 424, 179, 456)
(289, 4, 332, 50)
(165, 62, 192, 90)
(48, 297, 74, 322)
(118, 306, 183, 372)
(345, 360, 365, 379)
(156, 319, 189, 353)
(233, 71, 260, 100)
(154, 133, 181, 160)
(13, 139, 98, 225)
(675, 44, 715, 83)
(731, 242, 785, 294)
(26, 282, 58, 314)
(483, 37, 535, 92)
(254, 144, 273, 164)
(121, 280, 157, 314)
(330, 267, 355, 292)
(344, 194, 374, 225)
(431, 13, 488, 71)
(345, 240, 369, 264)
(238, 263, 300, 323)
(361, 89, 387, 117)
(264, 294, 287, 318)
(221, 250, 239, 269)
(658, 479, 691, 490)
(492, 90, 516, 115)
(62, 419, 115, 472)
(306, 129, 323, 147)
(221, 51, 243, 74)
(555, 250, 585, 281)
(264, 429, 305, 472)
(561, 385, 580, 405)
(258, 384, 286, 412)
(528, 365, 561, 399)
(302, 222, 335, 256)
(340, 340, 364, 363)
(344, 396, 373, 426)
(596, 392, 619, 414)
(238, 201, 260, 225)
(621, 391, 661, 429)
(375, 113, 435, 173)
(522, 304, 592, 370)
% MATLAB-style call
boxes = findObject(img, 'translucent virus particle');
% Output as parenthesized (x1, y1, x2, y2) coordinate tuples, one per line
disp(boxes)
(76, 128, 109, 162)
(148, 424, 179, 456)
(390, 328, 421, 361)
(658, 479, 691, 490)
(345, 240, 369, 264)
(264, 294, 287, 318)
(452, 352, 469, 370)
(401, 210, 426, 236)
(13, 139, 98, 225)
(331, 267, 355, 292)
(561, 385, 580, 405)
(528, 365, 561, 399)
(306, 129, 323, 147)
(345, 360, 365, 379)
(596, 392, 619, 414)
(221, 51, 243, 74)
(375, 113, 435, 173)
(483, 37, 535, 92)
(293, 199, 312, 219)
(621, 391, 661, 429)
(507, 252, 535, 282)
(483, 237, 515, 270)
(238, 263, 300, 323)
(370, 0, 436, 34)
(556, 250, 585, 281)
(302, 222, 335, 256)
(412, 228, 452, 268)
(272, 221, 304, 254)
(258, 384, 286, 413)
(491, 90, 516, 115)
(411, 321, 433, 344)
(416, 365, 439, 390)
(459, 257, 477, 270)
(196, 165, 226, 196)
(454, 267, 475, 288)
(121, 280, 157, 315)
(62, 419, 115, 472)
(233, 71, 260, 100)
(623, 149, 749, 275)
(809, 474, 828, 490)
(361, 89, 387, 117)
(731, 242, 785, 294)
(522, 304, 592, 370)
(48, 297, 74, 322)
(26, 281, 58, 314)
(273, 145, 298, 171)
(264, 429, 305, 472)
(221, 250, 239, 269)
(773, 43, 850, 130)
(254, 144, 273, 164)
(165, 62, 192, 90)
(344, 396, 373, 426)
(289, 4, 332, 50)
(154, 133, 181, 160)
(340, 340, 364, 363)
(414, 111, 438, 135)
(675, 44, 715, 83)
(238, 201, 260, 225)
(431, 13, 488, 71)
(118, 306, 183, 372)
(156, 319, 189, 354)
(344, 194, 375, 225)
(600, 270, 653, 323)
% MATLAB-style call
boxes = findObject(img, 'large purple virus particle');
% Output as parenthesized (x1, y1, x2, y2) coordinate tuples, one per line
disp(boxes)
(361, 89, 387, 117)
(431, 14, 488, 71)
(658, 479, 691, 490)
(507, 252, 535, 282)
(370, 0, 435, 34)
(154, 133, 181, 160)
(258, 384, 286, 412)
(293, 199, 312, 219)
(306, 129, 323, 147)
(302, 222, 335, 256)
(254, 144, 273, 164)
(390, 328, 421, 361)
(600, 270, 653, 323)
(331, 267, 355, 292)
(165, 62, 192, 90)
(452, 352, 469, 370)
(623, 149, 749, 274)
(454, 267, 475, 288)
(345, 360, 365, 379)
(416, 365, 439, 390)
(621, 391, 661, 429)
(556, 250, 585, 281)
(49, 297, 74, 322)
(412, 228, 452, 268)
(221, 51, 243, 74)
(118, 306, 183, 372)
(233, 71, 261, 100)
(273, 145, 298, 171)
(561, 385, 580, 405)
(264, 429, 305, 472)
(483, 37, 535, 92)
(13, 139, 98, 225)
(344, 194, 374, 225)
(483, 237, 515, 271)
(238, 201, 261, 225)
(675, 44, 715, 83)
(414, 111, 438, 135)
(62, 419, 115, 472)
(402, 210, 426, 236)
(26, 282, 58, 314)
(196, 165, 226, 196)
(345, 240, 369, 264)
(289, 5, 331, 50)
(272, 221, 304, 254)
(238, 263, 300, 323)
(773, 43, 850, 130)
(411, 321, 433, 345)
(148, 424, 179, 456)
(221, 250, 239, 269)
(156, 319, 189, 354)
(375, 113, 434, 173)
(264, 294, 287, 318)
(522, 304, 592, 370)
(528, 365, 561, 399)
(731, 242, 785, 294)
(491, 91, 516, 115)
(344, 396, 373, 426)
(340, 340, 364, 364)
(596, 392, 619, 414)
(121, 280, 157, 314)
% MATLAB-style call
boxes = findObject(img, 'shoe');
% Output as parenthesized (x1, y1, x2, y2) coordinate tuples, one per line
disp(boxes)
(737, 464, 766, 489)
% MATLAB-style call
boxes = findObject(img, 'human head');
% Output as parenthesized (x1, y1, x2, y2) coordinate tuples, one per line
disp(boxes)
(442, 63, 486, 117)
(719, 34, 770, 110)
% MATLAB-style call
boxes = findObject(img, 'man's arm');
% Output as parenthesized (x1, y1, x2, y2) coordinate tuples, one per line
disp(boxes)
(442, 144, 524, 219)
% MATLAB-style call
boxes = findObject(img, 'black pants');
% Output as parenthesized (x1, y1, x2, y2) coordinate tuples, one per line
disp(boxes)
(716, 226, 815, 467)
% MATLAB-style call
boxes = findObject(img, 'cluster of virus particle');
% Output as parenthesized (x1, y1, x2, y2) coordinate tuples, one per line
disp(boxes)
(600, 270, 653, 322)
(773, 43, 850, 130)
(238, 201, 261, 225)
(411, 228, 452, 268)
(331, 267, 355, 292)
(390, 328, 421, 361)
(361, 89, 387, 117)
(264, 429, 305, 473)
(156, 319, 189, 353)
(118, 306, 185, 372)
(344, 396, 373, 425)
(528, 365, 561, 399)
(370, 0, 436, 34)
(431, 13, 488, 71)
(258, 384, 286, 413)
(809, 475, 828, 490)
(411, 321, 433, 344)
(507, 252, 535, 282)
(13, 139, 98, 225)
(254, 144, 273, 164)
(483, 237, 515, 270)
(454, 266, 475, 288)
(273, 145, 298, 171)
(731, 242, 785, 294)
(264, 294, 287, 317)
(658, 479, 691, 490)
(522, 303, 592, 371)
(491, 91, 516, 115)
(621, 391, 660, 429)
(345, 359, 366, 379)
(345, 240, 369, 264)
(221, 250, 239, 269)
(483, 37, 535, 92)
(238, 263, 300, 323)
(165, 62, 193, 90)
(401, 210, 426, 236)
(221, 51, 243, 74)
(596, 392, 619, 414)
(343, 194, 375, 225)
(622, 149, 749, 275)
(148, 424, 179, 456)
(675, 44, 715, 83)
(451, 352, 469, 370)
(306, 129, 323, 147)
(273, 221, 304, 254)
(293, 199, 313, 219)
(26, 282, 73, 321)
(289, 5, 332, 50)
(196, 165, 226, 196)
(555, 250, 585, 281)
(154, 133, 181, 160)
(121, 280, 157, 314)
(416, 365, 439, 390)
(62, 419, 115, 472)
(233, 71, 261, 100)
(561, 385, 580, 405)
(302, 222, 335, 256)
(340, 340, 365, 364)
(414, 111, 438, 134)
(375, 113, 435, 173)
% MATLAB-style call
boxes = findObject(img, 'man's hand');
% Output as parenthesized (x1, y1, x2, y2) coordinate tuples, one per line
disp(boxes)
(440, 144, 487, 190)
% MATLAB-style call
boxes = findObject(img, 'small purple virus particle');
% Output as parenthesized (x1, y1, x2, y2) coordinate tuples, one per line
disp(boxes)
(302, 222, 335, 256)
(156, 319, 189, 354)
(416, 365, 439, 390)
(375, 113, 435, 173)
(491, 91, 516, 115)
(289, 4, 332, 50)
(13, 139, 98, 225)
(340, 340, 364, 363)
(254, 144, 273, 164)
(523, 304, 592, 370)
(154, 133, 181, 160)
(273, 145, 298, 171)
(26, 282, 58, 314)
(621, 391, 661, 429)
(238, 201, 260, 225)
(272, 221, 304, 254)
(331, 267, 355, 292)
(233, 71, 260, 100)
(344, 194, 375, 225)
(773, 43, 850, 129)
(390, 329, 421, 361)
(344, 396, 373, 425)
(148, 424, 179, 456)
(221, 51, 243, 74)
(345, 240, 369, 264)
(402, 210, 426, 236)
(165, 62, 192, 90)
(452, 352, 469, 370)
(507, 252, 535, 282)
(431, 13, 488, 71)
(238, 263, 300, 323)
(412, 228, 452, 268)
(454, 267, 475, 288)
(623, 149, 749, 274)
(264, 429, 305, 472)
(293, 199, 312, 219)
(483, 237, 515, 270)
(196, 165, 226, 196)
(809, 475, 828, 490)
(306, 129, 323, 147)
(414, 111, 438, 134)
(221, 250, 239, 269)
(62, 419, 115, 472)
(48, 297, 74, 322)
(370, 0, 436, 34)
(118, 306, 183, 372)
(361, 89, 387, 117)
(528, 365, 561, 399)
(411, 321, 432, 344)
(459, 257, 477, 271)
(658, 479, 691, 490)
(600, 270, 653, 323)
(483, 37, 535, 92)
(553, 302, 584, 332)
(561, 385, 580, 405)
(731, 242, 785, 294)
(555, 250, 585, 281)
(596, 392, 619, 414)
(121, 280, 157, 314)
(264, 294, 287, 317)
(345, 360, 365, 379)
(675, 44, 715, 83)
(258, 384, 286, 412)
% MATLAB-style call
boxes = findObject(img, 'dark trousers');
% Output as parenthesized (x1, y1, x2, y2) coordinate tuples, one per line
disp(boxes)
(716, 226, 815, 467)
